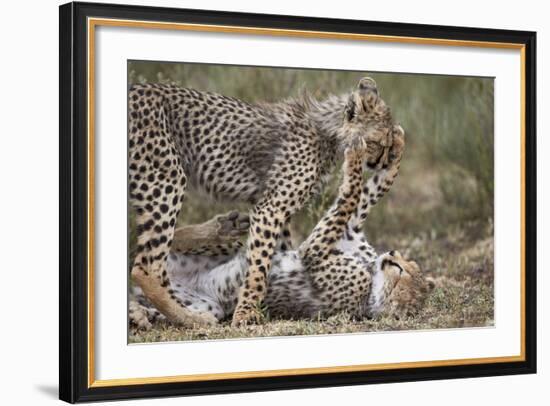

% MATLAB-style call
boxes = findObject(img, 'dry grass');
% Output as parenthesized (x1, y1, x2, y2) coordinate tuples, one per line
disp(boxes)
(129, 221, 493, 343)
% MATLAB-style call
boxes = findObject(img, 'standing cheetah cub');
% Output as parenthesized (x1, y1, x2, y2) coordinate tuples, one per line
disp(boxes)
(128, 77, 395, 327)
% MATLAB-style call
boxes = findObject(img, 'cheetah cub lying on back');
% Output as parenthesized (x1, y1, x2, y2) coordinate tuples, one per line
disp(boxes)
(130, 125, 434, 330)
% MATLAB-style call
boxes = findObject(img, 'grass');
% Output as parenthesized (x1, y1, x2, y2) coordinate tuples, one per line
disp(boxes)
(127, 62, 494, 342)
(129, 220, 493, 343)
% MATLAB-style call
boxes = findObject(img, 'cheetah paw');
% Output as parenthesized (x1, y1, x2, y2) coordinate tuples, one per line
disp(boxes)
(188, 311, 219, 327)
(231, 307, 262, 327)
(215, 210, 250, 239)
(388, 124, 405, 162)
(129, 301, 153, 331)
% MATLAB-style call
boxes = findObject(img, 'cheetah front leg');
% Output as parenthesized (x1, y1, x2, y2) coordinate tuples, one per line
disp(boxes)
(349, 124, 405, 229)
(231, 201, 287, 326)
(332, 125, 405, 263)
(298, 145, 367, 264)
(231, 134, 320, 326)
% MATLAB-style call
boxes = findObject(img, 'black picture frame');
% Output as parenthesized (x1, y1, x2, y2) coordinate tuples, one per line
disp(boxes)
(59, 1, 537, 403)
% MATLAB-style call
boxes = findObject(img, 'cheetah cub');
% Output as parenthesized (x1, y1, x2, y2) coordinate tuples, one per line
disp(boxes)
(130, 124, 434, 329)
(128, 77, 396, 326)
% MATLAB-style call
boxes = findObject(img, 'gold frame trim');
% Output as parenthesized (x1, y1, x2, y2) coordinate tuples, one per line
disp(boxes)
(87, 17, 527, 388)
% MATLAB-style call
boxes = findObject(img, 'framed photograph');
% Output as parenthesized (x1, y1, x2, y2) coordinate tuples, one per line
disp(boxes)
(59, 1, 536, 403)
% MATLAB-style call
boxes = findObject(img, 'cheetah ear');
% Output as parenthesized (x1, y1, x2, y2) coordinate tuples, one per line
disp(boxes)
(392, 123, 405, 138)
(356, 77, 379, 111)
(426, 277, 436, 291)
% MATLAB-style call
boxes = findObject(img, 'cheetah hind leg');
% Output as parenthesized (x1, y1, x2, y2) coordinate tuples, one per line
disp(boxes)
(128, 90, 218, 328)
(131, 202, 218, 327)
(171, 210, 249, 257)
(130, 173, 217, 327)
(131, 231, 219, 328)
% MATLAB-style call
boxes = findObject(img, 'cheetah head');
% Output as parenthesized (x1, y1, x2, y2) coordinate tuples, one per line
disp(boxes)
(339, 77, 394, 168)
(367, 250, 435, 318)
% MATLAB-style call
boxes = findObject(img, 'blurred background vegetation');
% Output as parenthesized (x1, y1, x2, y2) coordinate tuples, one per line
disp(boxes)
(128, 61, 493, 250)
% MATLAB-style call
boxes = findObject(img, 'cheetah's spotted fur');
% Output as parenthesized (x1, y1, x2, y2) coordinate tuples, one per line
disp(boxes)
(128, 77, 394, 327)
